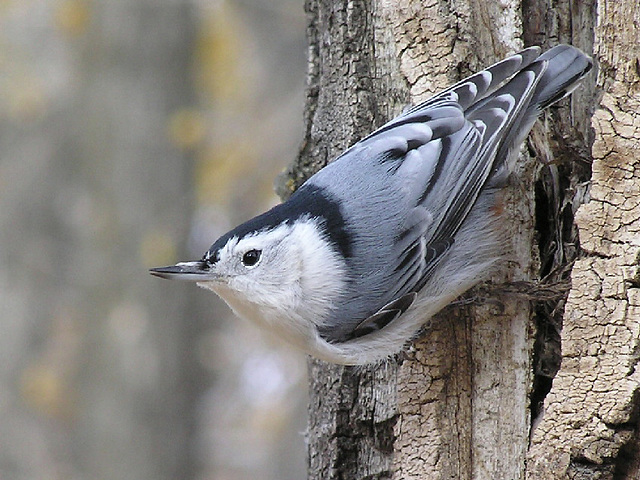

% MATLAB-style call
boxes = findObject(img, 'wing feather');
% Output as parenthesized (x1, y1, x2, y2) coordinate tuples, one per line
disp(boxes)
(315, 46, 590, 344)
(350, 293, 417, 340)
(338, 53, 545, 340)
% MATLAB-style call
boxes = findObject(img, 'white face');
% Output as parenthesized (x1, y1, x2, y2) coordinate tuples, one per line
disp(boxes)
(197, 224, 299, 301)
(196, 219, 348, 333)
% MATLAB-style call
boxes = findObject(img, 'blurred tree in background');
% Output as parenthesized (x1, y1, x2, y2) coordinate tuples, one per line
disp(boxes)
(0, 1, 307, 479)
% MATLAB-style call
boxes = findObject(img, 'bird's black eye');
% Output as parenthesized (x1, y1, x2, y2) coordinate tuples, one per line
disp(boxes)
(241, 249, 261, 267)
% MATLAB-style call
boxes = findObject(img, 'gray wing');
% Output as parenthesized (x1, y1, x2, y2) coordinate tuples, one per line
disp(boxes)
(315, 46, 591, 342)
(351, 46, 542, 151)
(343, 51, 548, 341)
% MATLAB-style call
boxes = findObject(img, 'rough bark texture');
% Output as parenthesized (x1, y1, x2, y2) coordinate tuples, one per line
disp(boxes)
(285, 0, 636, 478)
(527, 1, 640, 479)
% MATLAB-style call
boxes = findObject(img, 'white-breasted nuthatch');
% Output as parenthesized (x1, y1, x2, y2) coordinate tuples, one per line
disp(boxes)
(151, 45, 592, 365)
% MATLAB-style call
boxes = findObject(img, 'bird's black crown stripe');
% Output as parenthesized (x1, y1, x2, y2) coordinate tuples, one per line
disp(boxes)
(205, 184, 352, 261)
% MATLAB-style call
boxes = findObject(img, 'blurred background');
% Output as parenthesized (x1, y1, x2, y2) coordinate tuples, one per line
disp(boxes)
(0, 1, 308, 479)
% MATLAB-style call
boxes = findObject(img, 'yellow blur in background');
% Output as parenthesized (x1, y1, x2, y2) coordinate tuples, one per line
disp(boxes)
(0, 1, 307, 479)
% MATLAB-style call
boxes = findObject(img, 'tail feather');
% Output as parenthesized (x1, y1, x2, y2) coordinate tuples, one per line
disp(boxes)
(531, 44, 593, 110)
(486, 44, 593, 184)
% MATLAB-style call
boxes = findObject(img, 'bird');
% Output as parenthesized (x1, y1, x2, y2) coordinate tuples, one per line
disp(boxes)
(151, 44, 592, 365)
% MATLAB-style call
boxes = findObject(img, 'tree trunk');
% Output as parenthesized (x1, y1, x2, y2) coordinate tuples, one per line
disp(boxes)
(527, 1, 640, 478)
(282, 0, 639, 478)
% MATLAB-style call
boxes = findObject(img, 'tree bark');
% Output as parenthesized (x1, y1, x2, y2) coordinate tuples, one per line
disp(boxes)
(527, 1, 640, 478)
(283, 0, 638, 478)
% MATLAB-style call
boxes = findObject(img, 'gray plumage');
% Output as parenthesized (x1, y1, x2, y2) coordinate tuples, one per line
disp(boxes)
(308, 45, 591, 343)
(151, 45, 592, 365)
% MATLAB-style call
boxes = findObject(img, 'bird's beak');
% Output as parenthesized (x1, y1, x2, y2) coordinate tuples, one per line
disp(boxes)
(149, 261, 217, 282)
